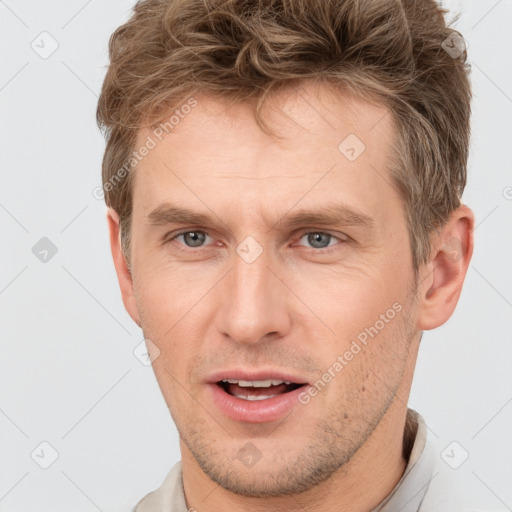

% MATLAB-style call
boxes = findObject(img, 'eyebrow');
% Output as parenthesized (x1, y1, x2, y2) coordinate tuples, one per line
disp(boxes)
(146, 202, 375, 232)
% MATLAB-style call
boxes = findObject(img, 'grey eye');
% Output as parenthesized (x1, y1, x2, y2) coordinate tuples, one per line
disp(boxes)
(306, 232, 333, 249)
(181, 231, 207, 247)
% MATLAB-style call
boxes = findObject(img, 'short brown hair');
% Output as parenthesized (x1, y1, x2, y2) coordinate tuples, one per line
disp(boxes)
(96, 0, 471, 272)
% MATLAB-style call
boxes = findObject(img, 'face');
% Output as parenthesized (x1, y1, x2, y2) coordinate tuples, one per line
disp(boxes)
(124, 83, 423, 496)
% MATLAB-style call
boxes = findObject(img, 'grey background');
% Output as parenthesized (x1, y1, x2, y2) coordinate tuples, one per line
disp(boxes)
(1, 0, 511, 510)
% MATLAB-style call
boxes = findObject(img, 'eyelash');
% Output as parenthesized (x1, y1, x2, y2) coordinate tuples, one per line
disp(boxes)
(166, 230, 346, 256)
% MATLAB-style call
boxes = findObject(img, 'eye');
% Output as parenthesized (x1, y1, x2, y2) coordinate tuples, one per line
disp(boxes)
(171, 230, 213, 248)
(297, 232, 344, 251)
(166, 230, 346, 255)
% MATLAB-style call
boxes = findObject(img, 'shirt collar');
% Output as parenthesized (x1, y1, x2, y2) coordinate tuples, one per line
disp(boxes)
(370, 408, 437, 512)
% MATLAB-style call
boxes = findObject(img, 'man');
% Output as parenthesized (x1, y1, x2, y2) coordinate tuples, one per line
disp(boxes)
(96, 0, 474, 510)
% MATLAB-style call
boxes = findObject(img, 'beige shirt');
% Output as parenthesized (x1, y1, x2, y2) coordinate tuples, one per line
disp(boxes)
(133, 408, 464, 512)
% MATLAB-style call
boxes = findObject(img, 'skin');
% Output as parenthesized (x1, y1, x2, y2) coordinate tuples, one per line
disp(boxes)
(107, 81, 474, 512)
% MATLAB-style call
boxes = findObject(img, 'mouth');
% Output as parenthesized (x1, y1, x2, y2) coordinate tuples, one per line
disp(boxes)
(207, 372, 311, 423)
(216, 379, 306, 401)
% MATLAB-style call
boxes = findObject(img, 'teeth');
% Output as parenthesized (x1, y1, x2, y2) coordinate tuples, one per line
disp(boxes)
(239, 380, 260, 387)
(233, 393, 277, 401)
(221, 379, 292, 387)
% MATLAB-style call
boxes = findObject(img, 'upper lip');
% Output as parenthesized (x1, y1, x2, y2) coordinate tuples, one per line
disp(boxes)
(205, 369, 309, 385)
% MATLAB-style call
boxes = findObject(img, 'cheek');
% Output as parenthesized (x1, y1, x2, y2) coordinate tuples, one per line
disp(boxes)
(290, 263, 406, 335)
(133, 258, 209, 330)
(316, 304, 413, 422)
(291, 266, 413, 393)
(133, 264, 212, 383)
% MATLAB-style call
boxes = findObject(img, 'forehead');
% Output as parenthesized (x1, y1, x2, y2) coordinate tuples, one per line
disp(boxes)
(131, 82, 399, 225)
(136, 82, 393, 158)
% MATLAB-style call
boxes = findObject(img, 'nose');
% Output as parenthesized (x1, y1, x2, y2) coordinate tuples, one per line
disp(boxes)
(215, 244, 292, 346)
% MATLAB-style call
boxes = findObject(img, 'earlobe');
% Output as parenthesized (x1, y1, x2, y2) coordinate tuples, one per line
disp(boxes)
(106, 208, 141, 328)
(416, 205, 474, 331)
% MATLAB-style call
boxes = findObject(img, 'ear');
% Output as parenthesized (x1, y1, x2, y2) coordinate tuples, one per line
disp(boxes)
(416, 204, 474, 331)
(106, 208, 141, 328)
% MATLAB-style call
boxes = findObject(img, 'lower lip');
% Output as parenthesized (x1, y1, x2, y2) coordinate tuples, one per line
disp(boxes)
(208, 383, 307, 423)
